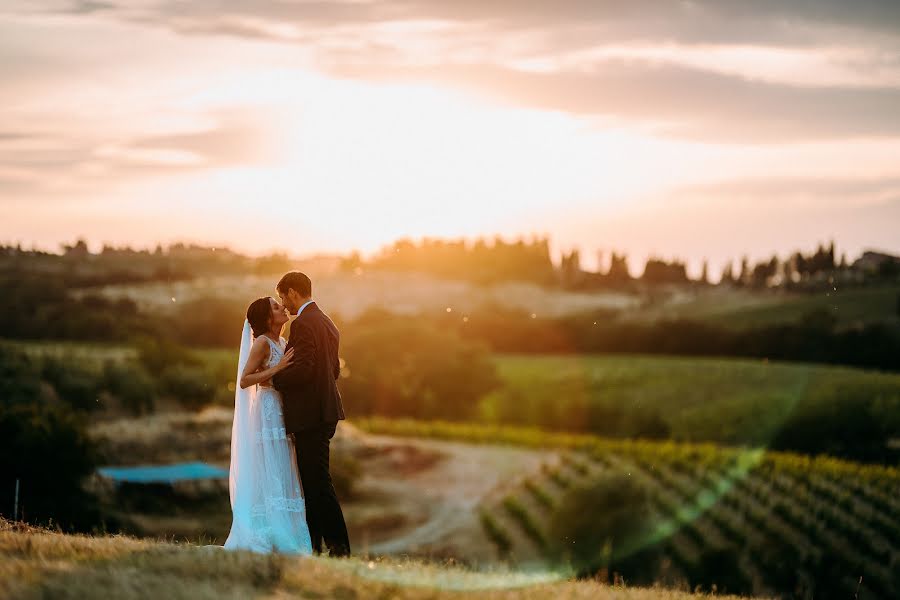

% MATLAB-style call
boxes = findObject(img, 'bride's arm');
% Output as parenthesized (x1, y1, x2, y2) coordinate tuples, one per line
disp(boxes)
(239, 339, 294, 389)
(273, 319, 315, 390)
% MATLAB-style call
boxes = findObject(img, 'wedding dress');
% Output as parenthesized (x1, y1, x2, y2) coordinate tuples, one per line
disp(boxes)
(224, 321, 313, 554)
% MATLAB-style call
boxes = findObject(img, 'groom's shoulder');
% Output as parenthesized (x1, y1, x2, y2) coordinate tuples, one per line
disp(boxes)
(304, 302, 326, 321)
(291, 306, 319, 328)
(302, 304, 336, 332)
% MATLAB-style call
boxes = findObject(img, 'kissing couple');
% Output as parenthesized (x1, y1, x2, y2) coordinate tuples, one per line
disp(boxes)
(223, 271, 350, 557)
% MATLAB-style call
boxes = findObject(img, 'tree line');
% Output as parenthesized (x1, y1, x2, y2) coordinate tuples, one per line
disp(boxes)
(6, 236, 897, 291)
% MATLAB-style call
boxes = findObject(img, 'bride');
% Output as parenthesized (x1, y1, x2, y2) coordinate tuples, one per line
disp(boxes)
(224, 297, 313, 554)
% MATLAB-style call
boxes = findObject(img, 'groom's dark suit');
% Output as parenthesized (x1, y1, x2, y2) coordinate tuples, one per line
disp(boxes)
(272, 301, 350, 557)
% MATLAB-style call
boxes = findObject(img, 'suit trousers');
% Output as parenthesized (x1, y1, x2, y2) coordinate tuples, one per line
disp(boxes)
(293, 422, 351, 557)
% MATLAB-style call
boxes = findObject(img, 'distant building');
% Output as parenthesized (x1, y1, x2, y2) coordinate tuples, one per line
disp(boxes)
(852, 250, 900, 274)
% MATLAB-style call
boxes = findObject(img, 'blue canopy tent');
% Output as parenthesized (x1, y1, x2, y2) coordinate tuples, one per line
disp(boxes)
(98, 462, 228, 485)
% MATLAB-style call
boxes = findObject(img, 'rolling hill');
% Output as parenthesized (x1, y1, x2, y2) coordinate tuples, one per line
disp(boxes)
(0, 519, 748, 600)
(360, 419, 900, 599)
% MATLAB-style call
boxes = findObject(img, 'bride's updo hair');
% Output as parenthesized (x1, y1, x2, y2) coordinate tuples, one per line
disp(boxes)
(246, 297, 272, 338)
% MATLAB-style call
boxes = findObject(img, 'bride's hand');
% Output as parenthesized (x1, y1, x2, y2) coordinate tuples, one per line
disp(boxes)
(277, 347, 295, 372)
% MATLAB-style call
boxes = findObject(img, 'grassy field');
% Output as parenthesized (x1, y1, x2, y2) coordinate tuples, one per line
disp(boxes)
(162, 349, 900, 454)
(630, 283, 900, 330)
(0, 338, 135, 368)
(0, 520, 749, 600)
(84, 271, 638, 319)
(85, 270, 898, 328)
(485, 353, 900, 451)
(6, 337, 898, 459)
(357, 418, 900, 599)
(705, 284, 899, 329)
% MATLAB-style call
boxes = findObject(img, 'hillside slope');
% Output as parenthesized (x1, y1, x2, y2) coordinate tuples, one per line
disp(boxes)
(359, 419, 900, 599)
(0, 520, 749, 600)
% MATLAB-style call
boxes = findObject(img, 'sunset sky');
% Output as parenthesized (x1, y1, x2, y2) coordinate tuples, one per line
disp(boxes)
(2, 1, 899, 275)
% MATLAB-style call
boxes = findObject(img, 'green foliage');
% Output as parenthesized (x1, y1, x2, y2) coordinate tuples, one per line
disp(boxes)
(523, 478, 554, 509)
(158, 364, 217, 410)
(356, 417, 900, 487)
(0, 345, 45, 405)
(0, 403, 104, 531)
(102, 361, 156, 415)
(479, 510, 512, 557)
(704, 284, 900, 329)
(547, 468, 571, 489)
(362, 418, 900, 598)
(168, 296, 247, 348)
(22, 333, 900, 465)
(548, 474, 658, 575)
(358, 236, 557, 285)
(2, 342, 232, 415)
(135, 336, 198, 376)
(502, 496, 546, 550)
(434, 301, 900, 371)
(771, 376, 900, 462)
(0, 345, 106, 413)
(0, 272, 154, 342)
(136, 338, 224, 407)
(340, 312, 501, 420)
(561, 455, 590, 477)
(39, 357, 104, 412)
(486, 354, 900, 463)
(682, 546, 751, 595)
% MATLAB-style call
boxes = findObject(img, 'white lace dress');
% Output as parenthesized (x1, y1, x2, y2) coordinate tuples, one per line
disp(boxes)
(224, 335, 313, 554)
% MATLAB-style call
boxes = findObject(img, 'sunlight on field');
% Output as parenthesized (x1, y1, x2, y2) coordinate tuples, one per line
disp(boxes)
(1, 339, 136, 365)
(80, 272, 639, 319)
(325, 557, 568, 590)
(0, 520, 748, 600)
(487, 353, 900, 451)
(359, 418, 900, 598)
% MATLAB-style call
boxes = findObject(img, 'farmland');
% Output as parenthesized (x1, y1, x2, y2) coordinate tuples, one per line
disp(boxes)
(5, 338, 899, 462)
(484, 354, 900, 459)
(359, 418, 900, 599)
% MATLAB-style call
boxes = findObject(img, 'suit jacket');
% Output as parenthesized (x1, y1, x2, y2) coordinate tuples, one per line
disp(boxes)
(273, 302, 345, 433)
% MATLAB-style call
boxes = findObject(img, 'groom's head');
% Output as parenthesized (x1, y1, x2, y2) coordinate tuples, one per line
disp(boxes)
(276, 271, 312, 314)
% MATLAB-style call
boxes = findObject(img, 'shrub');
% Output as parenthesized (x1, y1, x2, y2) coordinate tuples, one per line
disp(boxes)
(340, 314, 500, 420)
(479, 510, 512, 557)
(40, 358, 103, 412)
(169, 297, 247, 348)
(524, 478, 554, 508)
(0, 345, 45, 405)
(548, 474, 659, 576)
(102, 360, 157, 415)
(135, 336, 198, 376)
(686, 546, 752, 595)
(771, 378, 900, 463)
(503, 495, 546, 549)
(159, 364, 217, 409)
(0, 402, 105, 531)
(626, 410, 672, 440)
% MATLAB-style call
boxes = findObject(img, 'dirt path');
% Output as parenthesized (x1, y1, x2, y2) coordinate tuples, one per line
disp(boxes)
(340, 427, 561, 564)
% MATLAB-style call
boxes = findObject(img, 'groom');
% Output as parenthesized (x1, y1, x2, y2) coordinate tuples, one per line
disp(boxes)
(273, 271, 351, 557)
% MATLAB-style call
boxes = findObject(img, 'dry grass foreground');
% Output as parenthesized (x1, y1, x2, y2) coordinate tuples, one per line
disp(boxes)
(0, 520, 757, 600)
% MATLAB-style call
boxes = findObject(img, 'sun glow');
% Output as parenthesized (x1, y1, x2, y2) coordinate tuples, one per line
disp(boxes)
(4, 9, 899, 267)
(150, 70, 698, 255)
